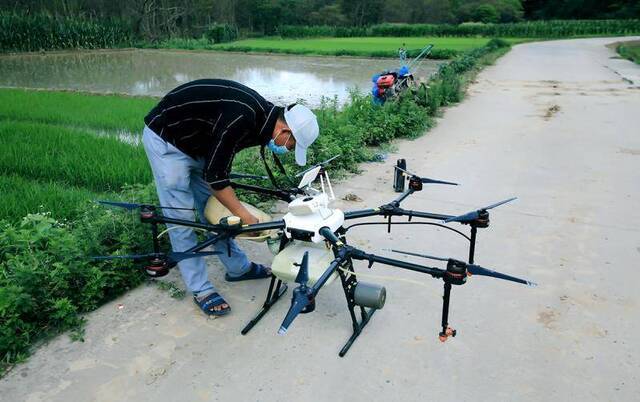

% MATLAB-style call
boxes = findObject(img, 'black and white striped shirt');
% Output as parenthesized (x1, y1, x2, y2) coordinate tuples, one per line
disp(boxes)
(144, 79, 281, 190)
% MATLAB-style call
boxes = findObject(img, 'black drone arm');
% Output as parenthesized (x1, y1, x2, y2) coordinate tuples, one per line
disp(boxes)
(344, 204, 453, 222)
(349, 249, 445, 278)
(236, 219, 286, 234)
(319, 226, 444, 278)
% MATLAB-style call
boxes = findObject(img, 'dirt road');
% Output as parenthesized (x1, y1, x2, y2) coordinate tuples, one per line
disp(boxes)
(2, 37, 639, 401)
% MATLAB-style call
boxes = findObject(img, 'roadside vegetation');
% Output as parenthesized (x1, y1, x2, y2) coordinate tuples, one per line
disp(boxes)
(277, 20, 640, 38)
(0, 39, 511, 373)
(1, 11, 638, 55)
(617, 40, 640, 64)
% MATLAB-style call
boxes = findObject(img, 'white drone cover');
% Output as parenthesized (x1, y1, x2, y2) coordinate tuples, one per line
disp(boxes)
(298, 166, 321, 189)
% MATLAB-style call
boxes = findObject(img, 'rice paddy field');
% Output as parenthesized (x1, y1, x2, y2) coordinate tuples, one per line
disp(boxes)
(0, 89, 156, 221)
(209, 36, 526, 58)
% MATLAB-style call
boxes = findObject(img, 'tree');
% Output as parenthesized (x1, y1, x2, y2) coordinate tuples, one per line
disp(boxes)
(473, 4, 500, 23)
(309, 4, 347, 26)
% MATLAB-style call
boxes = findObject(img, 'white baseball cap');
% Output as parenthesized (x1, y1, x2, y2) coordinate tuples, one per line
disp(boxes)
(284, 104, 319, 166)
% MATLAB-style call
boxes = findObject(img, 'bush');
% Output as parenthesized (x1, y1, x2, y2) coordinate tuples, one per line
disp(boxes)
(0, 184, 162, 368)
(205, 23, 239, 44)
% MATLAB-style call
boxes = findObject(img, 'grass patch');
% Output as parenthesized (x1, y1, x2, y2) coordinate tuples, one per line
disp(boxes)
(617, 40, 640, 64)
(207, 37, 523, 59)
(0, 89, 156, 134)
(0, 175, 101, 222)
(0, 121, 151, 192)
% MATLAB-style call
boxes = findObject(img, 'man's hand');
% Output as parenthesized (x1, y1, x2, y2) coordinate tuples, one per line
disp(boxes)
(212, 186, 259, 225)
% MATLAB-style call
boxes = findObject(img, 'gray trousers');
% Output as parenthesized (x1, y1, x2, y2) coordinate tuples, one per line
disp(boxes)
(142, 126, 251, 296)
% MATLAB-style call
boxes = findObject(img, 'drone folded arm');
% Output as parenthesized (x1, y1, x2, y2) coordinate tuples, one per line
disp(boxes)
(344, 205, 453, 223)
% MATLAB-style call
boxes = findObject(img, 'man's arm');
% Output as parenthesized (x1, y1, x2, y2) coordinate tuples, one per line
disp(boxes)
(212, 185, 258, 225)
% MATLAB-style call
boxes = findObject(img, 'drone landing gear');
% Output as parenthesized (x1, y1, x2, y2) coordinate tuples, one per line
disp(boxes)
(438, 282, 457, 342)
(241, 277, 288, 335)
(337, 260, 383, 357)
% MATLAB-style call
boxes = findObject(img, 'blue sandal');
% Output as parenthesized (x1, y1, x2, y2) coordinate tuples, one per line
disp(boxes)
(194, 292, 231, 316)
(225, 262, 272, 282)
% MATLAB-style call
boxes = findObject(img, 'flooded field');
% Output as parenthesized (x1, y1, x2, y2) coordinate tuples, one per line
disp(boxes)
(0, 49, 443, 107)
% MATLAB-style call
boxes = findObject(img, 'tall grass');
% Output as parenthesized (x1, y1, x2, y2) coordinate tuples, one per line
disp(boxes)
(0, 12, 132, 52)
(0, 121, 151, 192)
(278, 20, 640, 38)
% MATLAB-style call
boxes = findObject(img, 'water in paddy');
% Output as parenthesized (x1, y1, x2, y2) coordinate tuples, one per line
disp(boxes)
(0, 49, 443, 107)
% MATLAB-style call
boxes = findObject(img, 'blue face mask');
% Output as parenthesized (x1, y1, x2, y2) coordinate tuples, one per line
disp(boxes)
(267, 131, 291, 155)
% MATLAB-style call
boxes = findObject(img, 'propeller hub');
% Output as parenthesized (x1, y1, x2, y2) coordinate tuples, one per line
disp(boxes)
(473, 210, 490, 228)
(145, 258, 169, 277)
(445, 260, 467, 285)
(408, 176, 423, 191)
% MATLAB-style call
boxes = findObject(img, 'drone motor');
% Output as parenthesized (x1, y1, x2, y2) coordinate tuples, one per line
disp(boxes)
(144, 258, 170, 278)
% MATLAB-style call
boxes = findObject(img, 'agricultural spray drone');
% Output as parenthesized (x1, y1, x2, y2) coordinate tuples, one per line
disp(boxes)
(95, 156, 535, 357)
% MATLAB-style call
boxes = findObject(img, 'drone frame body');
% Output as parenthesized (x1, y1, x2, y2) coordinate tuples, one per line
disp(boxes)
(96, 158, 532, 357)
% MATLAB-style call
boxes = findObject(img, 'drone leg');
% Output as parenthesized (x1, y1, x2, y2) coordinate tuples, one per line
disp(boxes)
(438, 282, 457, 342)
(151, 222, 160, 254)
(337, 259, 377, 357)
(468, 226, 477, 264)
(241, 277, 288, 335)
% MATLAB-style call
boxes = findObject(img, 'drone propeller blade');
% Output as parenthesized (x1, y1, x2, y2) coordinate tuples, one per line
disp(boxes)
(294, 251, 310, 284)
(483, 197, 518, 211)
(97, 200, 141, 210)
(295, 155, 340, 178)
(390, 249, 449, 262)
(278, 289, 312, 335)
(167, 251, 221, 263)
(97, 200, 194, 211)
(443, 197, 517, 223)
(91, 253, 155, 261)
(467, 264, 537, 287)
(394, 166, 458, 186)
(420, 177, 458, 186)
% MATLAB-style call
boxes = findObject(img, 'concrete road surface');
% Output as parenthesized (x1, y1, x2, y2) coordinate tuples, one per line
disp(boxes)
(1, 37, 639, 401)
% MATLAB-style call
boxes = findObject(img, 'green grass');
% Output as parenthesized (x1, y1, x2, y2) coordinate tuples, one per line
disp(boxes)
(0, 121, 151, 192)
(0, 89, 156, 134)
(617, 40, 640, 64)
(0, 175, 101, 222)
(218, 37, 511, 52)
(143, 36, 525, 59)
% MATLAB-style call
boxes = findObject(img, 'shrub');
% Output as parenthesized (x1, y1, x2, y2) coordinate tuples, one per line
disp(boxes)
(0, 184, 161, 368)
(205, 23, 239, 44)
